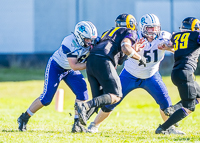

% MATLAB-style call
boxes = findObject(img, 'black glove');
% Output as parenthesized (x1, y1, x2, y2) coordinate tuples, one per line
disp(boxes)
(93, 36, 101, 46)
(78, 55, 87, 63)
(138, 57, 146, 67)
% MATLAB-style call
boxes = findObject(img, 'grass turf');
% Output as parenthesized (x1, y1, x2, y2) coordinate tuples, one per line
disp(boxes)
(0, 68, 200, 142)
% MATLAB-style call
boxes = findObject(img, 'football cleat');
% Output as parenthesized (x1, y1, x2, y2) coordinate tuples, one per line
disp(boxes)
(167, 126, 186, 135)
(17, 113, 30, 131)
(75, 102, 89, 126)
(155, 125, 169, 135)
(87, 122, 99, 133)
(71, 119, 87, 133)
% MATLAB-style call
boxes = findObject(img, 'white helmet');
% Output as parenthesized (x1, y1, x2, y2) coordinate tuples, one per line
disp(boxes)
(74, 21, 98, 47)
(139, 14, 161, 39)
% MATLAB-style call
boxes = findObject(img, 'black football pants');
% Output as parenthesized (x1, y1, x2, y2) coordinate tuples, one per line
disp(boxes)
(171, 69, 200, 111)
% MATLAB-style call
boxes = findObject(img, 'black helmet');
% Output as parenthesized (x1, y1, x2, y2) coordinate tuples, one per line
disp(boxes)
(180, 17, 200, 31)
(115, 13, 137, 30)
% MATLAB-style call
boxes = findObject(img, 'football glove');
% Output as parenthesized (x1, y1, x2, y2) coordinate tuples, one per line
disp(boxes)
(77, 47, 90, 63)
(93, 36, 101, 46)
(78, 55, 88, 63)
(138, 57, 146, 67)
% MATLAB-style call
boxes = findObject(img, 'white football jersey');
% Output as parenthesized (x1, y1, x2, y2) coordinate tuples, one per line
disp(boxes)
(52, 34, 83, 69)
(124, 31, 171, 79)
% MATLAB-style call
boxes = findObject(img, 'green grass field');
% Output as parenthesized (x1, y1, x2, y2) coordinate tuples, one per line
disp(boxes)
(0, 68, 200, 143)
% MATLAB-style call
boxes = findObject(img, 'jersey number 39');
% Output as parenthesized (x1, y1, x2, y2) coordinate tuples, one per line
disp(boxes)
(173, 33, 190, 51)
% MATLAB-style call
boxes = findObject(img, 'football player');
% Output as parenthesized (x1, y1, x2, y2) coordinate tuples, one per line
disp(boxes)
(17, 21, 98, 133)
(87, 14, 184, 134)
(75, 13, 147, 126)
(156, 17, 200, 135)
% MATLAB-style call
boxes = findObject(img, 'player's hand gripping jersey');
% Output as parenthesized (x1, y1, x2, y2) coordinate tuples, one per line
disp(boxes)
(90, 27, 138, 67)
(171, 31, 200, 71)
(125, 31, 172, 79)
(52, 34, 90, 69)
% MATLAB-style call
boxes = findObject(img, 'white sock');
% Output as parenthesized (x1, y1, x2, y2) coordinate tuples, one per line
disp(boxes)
(27, 108, 34, 116)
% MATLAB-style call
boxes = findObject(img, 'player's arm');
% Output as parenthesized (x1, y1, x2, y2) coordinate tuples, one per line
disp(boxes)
(197, 33, 200, 45)
(121, 38, 146, 67)
(158, 41, 174, 53)
(68, 57, 86, 71)
(158, 31, 174, 53)
(63, 44, 86, 71)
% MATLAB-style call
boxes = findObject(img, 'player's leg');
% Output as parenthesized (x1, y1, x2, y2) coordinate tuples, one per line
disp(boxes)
(143, 72, 183, 134)
(143, 72, 172, 122)
(87, 109, 111, 133)
(75, 66, 105, 126)
(75, 57, 122, 125)
(195, 81, 200, 102)
(156, 69, 196, 135)
(86, 72, 104, 120)
(166, 77, 200, 113)
(88, 68, 138, 133)
(17, 58, 62, 131)
(63, 70, 89, 133)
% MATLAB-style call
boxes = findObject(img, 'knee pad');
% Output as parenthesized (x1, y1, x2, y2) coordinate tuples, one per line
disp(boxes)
(101, 106, 113, 112)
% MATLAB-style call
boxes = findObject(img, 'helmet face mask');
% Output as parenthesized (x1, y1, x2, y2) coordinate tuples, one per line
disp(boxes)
(143, 25, 161, 39)
(115, 13, 137, 30)
(180, 17, 200, 32)
(74, 21, 97, 47)
(140, 14, 161, 40)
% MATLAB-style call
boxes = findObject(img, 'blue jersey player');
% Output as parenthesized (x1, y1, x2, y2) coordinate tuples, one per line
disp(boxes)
(87, 14, 184, 134)
(17, 21, 98, 133)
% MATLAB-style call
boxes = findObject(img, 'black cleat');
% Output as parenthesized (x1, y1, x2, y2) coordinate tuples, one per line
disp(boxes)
(155, 125, 169, 135)
(17, 113, 30, 131)
(71, 119, 87, 133)
(75, 102, 89, 126)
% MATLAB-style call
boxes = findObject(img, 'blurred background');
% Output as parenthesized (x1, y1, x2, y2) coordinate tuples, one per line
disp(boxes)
(0, 0, 200, 76)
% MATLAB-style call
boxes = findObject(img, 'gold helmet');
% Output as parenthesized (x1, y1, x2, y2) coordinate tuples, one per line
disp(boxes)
(180, 17, 200, 31)
(115, 13, 137, 30)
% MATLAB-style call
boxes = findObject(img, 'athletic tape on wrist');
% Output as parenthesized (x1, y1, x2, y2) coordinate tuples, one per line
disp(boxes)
(128, 49, 136, 58)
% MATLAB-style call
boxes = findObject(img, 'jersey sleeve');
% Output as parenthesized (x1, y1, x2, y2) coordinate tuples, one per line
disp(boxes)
(197, 33, 200, 45)
(61, 37, 77, 58)
(124, 29, 138, 45)
(159, 31, 172, 40)
(159, 31, 172, 45)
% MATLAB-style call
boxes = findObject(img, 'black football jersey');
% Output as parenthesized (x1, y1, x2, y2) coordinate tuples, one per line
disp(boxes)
(171, 31, 200, 71)
(90, 27, 137, 66)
